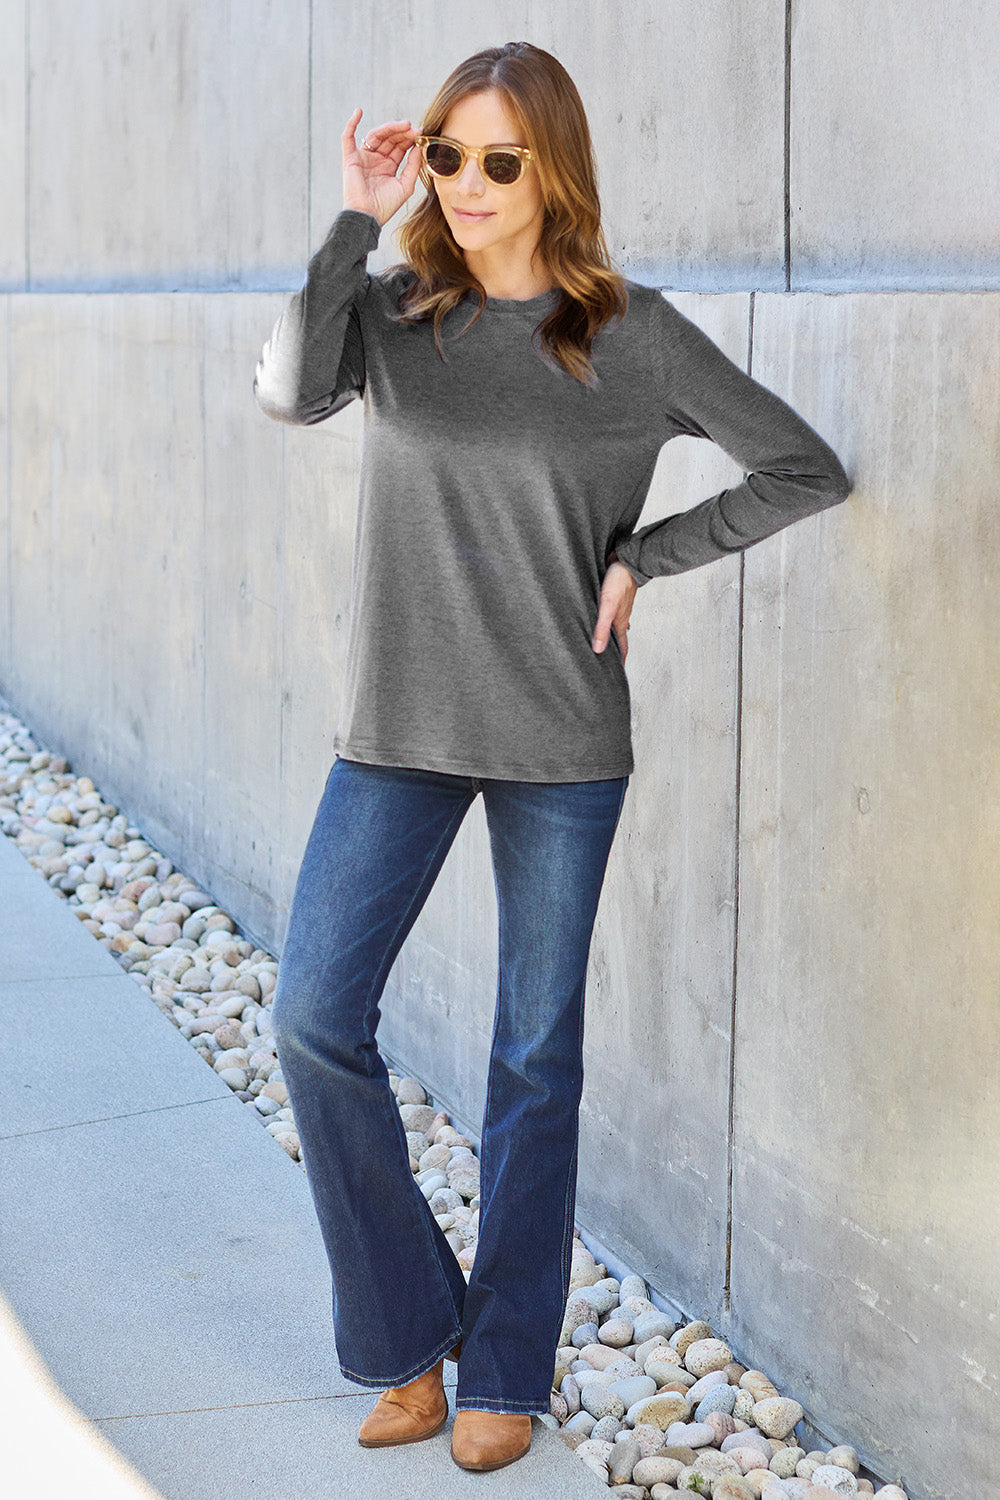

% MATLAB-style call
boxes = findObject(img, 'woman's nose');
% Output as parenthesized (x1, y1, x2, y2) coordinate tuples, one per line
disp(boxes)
(455, 158, 486, 195)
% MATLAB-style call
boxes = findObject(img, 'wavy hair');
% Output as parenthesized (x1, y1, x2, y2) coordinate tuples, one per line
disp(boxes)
(392, 42, 628, 387)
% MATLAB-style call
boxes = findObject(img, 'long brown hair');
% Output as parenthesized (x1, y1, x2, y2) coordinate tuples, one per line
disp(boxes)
(393, 42, 628, 387)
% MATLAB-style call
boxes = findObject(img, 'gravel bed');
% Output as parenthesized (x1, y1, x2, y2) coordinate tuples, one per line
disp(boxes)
(0, 702, 912, 1499)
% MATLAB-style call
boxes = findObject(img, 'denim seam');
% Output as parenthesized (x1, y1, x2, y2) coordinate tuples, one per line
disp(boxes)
(461, 809, 521, 1408)
(476, 815, 508, 1264)
(479, 776, 631, 1400)
(352, 784, 475, 1367)
(550, 980, 585, 1360)
(554, 774, 628, 1359)
(455, 1396, 549, 1413)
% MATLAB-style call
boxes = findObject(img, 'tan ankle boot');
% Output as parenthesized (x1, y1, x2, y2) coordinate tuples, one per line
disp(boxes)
(357, 1359, 449, 1447)
(450, 1410, 532, 1471)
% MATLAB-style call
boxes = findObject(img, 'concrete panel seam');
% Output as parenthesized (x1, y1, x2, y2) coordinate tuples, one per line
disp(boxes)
(0, 1094, 237, 1143)
(724, 292, 756, 1305)
(22, 0, 30, 290)
(306, 0, 314, 257)
(5, 293, 12, 660)
(277, 422, 288, 827)
(747, 291, 756, 378)
(784, 0, 792, 291)
(198, 303, 209, 886)
(728, 591, 749, 1308)
(92, 1391, 374, 1425)
(723, 551, 745, 1311)
(0, 970, 134, 991)
(10, 280, 1000, 297)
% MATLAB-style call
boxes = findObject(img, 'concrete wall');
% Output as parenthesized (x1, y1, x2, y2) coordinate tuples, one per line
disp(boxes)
(790, 0, 1000, 289)
(728, 291, 1000, 1487)
(3, 4, 998, 1496)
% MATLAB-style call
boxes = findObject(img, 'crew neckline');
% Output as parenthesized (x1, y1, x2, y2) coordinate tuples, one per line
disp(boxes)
(481, 285, 560, 314)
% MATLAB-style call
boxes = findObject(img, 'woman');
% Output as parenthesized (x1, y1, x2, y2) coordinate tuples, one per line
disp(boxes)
(254, 41, 849, 1474)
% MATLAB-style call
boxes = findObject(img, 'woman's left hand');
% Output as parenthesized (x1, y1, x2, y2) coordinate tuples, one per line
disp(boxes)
(592, 559, 638, 662)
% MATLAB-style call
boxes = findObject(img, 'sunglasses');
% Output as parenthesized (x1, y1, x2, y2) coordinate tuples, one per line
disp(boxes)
(416, 134, 533, 186)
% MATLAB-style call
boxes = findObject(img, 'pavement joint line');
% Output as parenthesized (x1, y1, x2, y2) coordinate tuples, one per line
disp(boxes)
(0, 1092, 237, 1141)
(0, 971, 142, 985)
(0, 969, 134, 987)
(87, 1391, 400, 1424)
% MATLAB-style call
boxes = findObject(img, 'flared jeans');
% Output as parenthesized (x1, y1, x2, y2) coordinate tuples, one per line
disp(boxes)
(271, 756, 628, 1414)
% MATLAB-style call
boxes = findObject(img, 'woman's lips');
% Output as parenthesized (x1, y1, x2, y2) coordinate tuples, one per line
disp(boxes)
(453, 209, 494, 222)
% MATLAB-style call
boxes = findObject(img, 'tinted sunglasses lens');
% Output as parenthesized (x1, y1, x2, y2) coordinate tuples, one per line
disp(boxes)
(425, 140, 462, 177)
(483, 151, 523, 185)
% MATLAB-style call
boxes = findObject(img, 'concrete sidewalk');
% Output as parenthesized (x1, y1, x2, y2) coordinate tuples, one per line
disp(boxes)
(0, 830, 601, 1499)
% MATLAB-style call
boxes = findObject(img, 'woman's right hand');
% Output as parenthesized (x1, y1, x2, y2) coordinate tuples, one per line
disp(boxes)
(342, 107, 422, 227)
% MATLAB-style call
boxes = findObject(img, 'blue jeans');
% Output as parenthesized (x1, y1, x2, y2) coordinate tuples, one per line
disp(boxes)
(271, 756, 628, 1414)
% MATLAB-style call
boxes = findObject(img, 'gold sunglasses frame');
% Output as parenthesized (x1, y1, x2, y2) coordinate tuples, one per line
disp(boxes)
(415, 134, 534, 185)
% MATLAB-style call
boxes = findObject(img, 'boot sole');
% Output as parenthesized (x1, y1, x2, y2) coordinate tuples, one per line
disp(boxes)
(358, 1407, 449, 1448)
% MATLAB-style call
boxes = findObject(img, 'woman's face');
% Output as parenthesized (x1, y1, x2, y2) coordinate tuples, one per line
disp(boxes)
(434, 88, 546, 273)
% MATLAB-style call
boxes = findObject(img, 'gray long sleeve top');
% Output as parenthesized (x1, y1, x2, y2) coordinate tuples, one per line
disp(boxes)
(254, 209, 850, 782)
